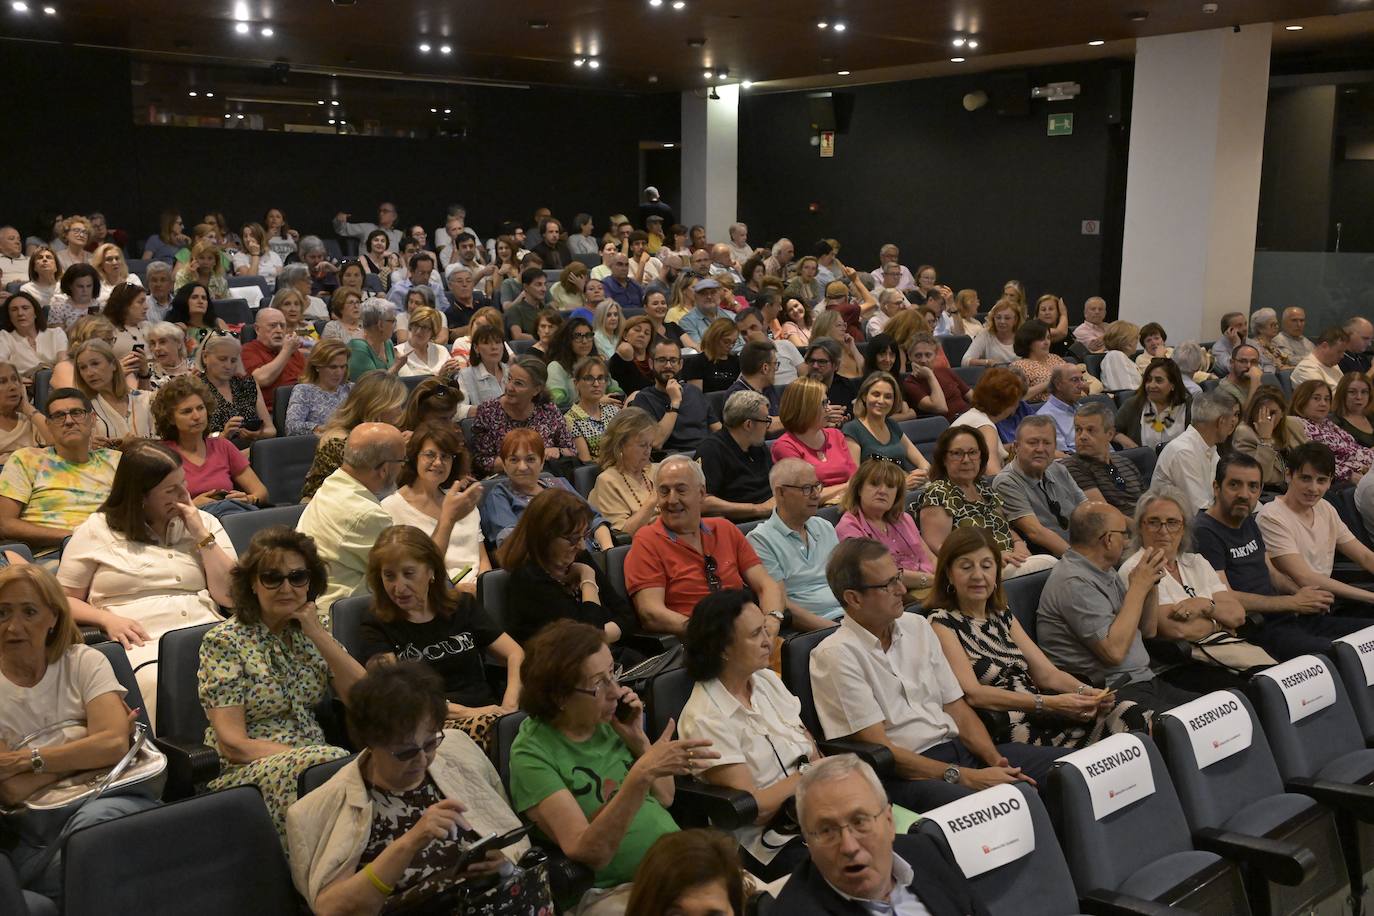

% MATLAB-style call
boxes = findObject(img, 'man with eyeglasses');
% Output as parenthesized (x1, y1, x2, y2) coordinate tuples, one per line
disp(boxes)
(993, 416, 1085, 557)
(1032, 363, 1084, 455)
(775, 755, 987, 915)
(696, 391, 776, 521)
(333, 201, 402, 252)
(0, 388, 120, 563)
(1194, 452, 1361, 661)
(240, 307, 304, 410)
(802, 339, 858, 428)
(298, 423, 407, 623)
(631, 339, 717, 453)
(1037, 502, 1198, 715)
(624, 454, 786, 636)
(1062, 402, 1144, 515)
(746, 459, 845, 626)
(812, 539, 1066, 811)
(1216, 343, 1262, 411)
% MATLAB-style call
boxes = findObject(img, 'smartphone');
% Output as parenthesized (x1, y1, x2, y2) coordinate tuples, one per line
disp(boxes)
(453, 825, 532, 873)
(614, 697, 639, 724)
(132, 343, 145, 352)
(240, 416, 263, 432)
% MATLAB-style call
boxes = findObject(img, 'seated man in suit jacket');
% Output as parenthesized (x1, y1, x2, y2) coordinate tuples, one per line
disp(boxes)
(774, 755, 990, 916)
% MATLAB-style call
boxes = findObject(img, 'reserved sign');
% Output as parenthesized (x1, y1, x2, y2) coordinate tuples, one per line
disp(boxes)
(1336, 625, 1374, 687)
(1164, 691, 1253, 770)
(1059, 733, 1155, 820)
(1258, 654, 1336, 723)
(927, 784, 1036, 878)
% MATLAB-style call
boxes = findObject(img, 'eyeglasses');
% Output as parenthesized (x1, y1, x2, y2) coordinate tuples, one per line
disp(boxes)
(805, 806, 890, 847)
(258, 568, 311, 589)
(419, 449, 454, 465)
(385, 731, 444, 762)
(580, 374, 609, 384)
(1142, 518, 1184, 533)
(652, 357, 682, 366)
(49, 408, 90, 424)
(745, 415, 771, 425)
(805, 357, 832, 366)
(573, 665, 624, 699)
(559, 529, 590, 546)
(572, 331, 595, 341)
(1100, 528, 1129, 543)
(779, 482, 823, 496)
(855, 571, 906, 593)
(946, 449, 981, 461)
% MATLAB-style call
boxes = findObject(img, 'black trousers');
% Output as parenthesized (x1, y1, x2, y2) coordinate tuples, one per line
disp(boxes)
(1247, 613, 1370, 661)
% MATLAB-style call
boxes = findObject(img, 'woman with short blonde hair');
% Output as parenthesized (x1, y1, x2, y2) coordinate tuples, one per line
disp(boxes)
(1100, 320, 1142, 391)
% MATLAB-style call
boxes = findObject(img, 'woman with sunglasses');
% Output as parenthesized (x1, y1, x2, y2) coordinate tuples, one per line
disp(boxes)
(287, 662, 543, 915)
(198, 526, 365, 837)
(547, 316, 623, 410)
(382, 421, 487, 590)
(510, 620, 713, 913)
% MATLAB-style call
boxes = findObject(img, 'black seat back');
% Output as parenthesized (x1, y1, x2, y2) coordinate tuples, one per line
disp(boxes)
(92, 640, 151, 731)
(330, 593, 371, 663)
(780, 626, 839, 736)
(155, 622, 217, 738)
(1330, 629, 1374, 745)
(297, 753, 357, 797)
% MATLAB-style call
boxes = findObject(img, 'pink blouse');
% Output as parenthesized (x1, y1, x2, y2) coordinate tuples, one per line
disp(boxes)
(1300, 418, 1374, 482)
(834, 509, 934, 574)
(770, 428, 857, 486)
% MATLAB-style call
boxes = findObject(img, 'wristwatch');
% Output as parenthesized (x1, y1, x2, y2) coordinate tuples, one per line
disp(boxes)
(30, 748, 45, 773)
(665, 404, 680, 413)
(942, 765, 961, 785)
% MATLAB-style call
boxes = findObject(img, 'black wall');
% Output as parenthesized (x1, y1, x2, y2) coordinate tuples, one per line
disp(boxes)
(738, 60, 1132, 321)
(1, 43, 680, 244)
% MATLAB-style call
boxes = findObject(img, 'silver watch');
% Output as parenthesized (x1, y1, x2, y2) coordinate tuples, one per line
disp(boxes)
(942, 765, 960, 785)
(30, 748, 44, 773)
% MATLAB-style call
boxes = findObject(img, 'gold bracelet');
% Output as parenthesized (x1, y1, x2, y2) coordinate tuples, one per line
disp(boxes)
(196, 532, 216, 551)
(363, 863, 393, 897)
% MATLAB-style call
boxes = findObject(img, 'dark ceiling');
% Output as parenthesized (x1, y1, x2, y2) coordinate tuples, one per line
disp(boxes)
(0, 0, 1360, 93)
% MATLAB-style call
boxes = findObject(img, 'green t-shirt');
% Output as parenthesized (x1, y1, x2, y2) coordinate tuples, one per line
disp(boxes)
(509, 717, 677, 888)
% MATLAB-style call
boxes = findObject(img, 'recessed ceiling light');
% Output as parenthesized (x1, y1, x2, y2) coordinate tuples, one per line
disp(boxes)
(339, 120, 346, 125)
(418, 42, 431, 52)
(648, 74, 659, 83)
(703, 69, 713, 78)
(649, 0, 662, 5)
(950, 57, 966, 62)
(205, 91, 214, 97)
(234, 22, 249, 34)
(236, 113, 244, 119)
(741, 80, 753, 89)
(816, 20, 828, 29)
(837, 69, 850, 75)
(430, 107, 437, 112)
(574, 57, 585, 67)
(188, 91, 198, 97)
(966, 39, 978, 49)
(444, 108, 451, 114)
(330, 99, 339, 106)
(528, 19, 549, 28)
(42, 4, 55, 12)
(440, 44, 452, 53)
(833, 22, 846, 31)
(671, 0, 685, 8)
(260, 26, 272, 36)
(952, 37, 965, 47)
(317, 99, 325, 105)
(1285, 24, 1303, 30)
(664, 142, 675, 148)
(588, 58, 600, 69)
(10, 1, 28, 11)
(327, 118, 335, 124)
(1088, 39, 1105, 46)
(223, 114, 231, 119)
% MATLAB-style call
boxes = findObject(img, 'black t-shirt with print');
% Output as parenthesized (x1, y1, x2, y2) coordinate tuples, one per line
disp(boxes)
(358, 600, 503, 707)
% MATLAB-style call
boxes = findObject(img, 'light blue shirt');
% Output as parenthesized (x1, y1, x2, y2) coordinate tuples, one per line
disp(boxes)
(1035, 395, 1077, 454)
(386, 272, 447, 310)
(746, 511, 843, 619)
(677, 305, 734, 346)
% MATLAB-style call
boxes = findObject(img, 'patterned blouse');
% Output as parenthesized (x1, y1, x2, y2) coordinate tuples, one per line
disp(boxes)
(913, 478, 1015, 551)
(471, 398, 574, 474)
(1299, 418, 1374, 482)
(1011, 355, 1066, 404)
(285, 382, 351, 437)
(201, 373, 261, 434)
(565, 403, 620, 462)
(926, 608, 1149, 746)
(301, 435, 346, 500)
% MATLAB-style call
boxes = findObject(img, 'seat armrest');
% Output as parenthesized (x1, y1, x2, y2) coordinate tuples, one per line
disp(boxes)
(152, 735, 221, 800)
(623, 632, 679, 659)
(1080, 888, 1198, 916)
(1286, 777, 1374, 822)
(1143, 637, 1193, 667)
(818, 740, 894, 778)
(672, 778, 758, 831)
(1193, 826, 1315, 886)
(80, 626, 107, 645)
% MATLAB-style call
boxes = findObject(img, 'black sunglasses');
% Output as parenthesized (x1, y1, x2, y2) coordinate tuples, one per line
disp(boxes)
(259, 568, 311, 589)
(703, 555, 722, 593)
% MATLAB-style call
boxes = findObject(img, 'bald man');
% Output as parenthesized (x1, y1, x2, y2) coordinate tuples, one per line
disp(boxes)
(240, 307, 304, 409)
(297, 422, 406, 622)
(1340, 316, 1373, 376)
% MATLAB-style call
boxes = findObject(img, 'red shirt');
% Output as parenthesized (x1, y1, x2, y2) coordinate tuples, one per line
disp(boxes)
(901, 367, 970, 422)
(240, 339, 304, 411)
(164, 436, 248, 497)
(624, 518, 762, 619)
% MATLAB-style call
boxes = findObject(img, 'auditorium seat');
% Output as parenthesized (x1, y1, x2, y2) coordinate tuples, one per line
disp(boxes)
(816, 504, 842, 526)
(511, 338, 535, 355)
(572, 463, 601, 498)
(93, 639, 152, 732)
(1083, 353, 1106, 379)
(779, 627, 894, 776)
(1109, 389, 1135, 407)
(330, 593, 371, 663)
(297, 752, 356, 798)
(736, 518, 763, 536)
(155, 622, 221, 799)
(1003, 568, 1050, 639)
(226, 275, 270, 300)
(125, 258, 150, 284)
(705, 389, 729, 424)
(898, 416, 948, 446)
(1079, 392, 1116, 418)
(0, 854, 54, 916)
(248, 435, 317, 507)
(1156, 690, 1343, 914)
(222, 503, 306, 554)
(603, 543, 678, 657)
(477, 568, 510, 630)
(323, 238, 344, 261)
(363, 273, 384, 294)
(952, 365, 985, 387)
(1045, 733, 1251, 912)
(63, 786, 299, 916)
(1331, 628, 1374, 745)
(271, 384, 294, 435)
(1118, 446, 1156, 483)
(1277, 371, 1294, 398)
(937, 334, 973, 367)
(32, 368, 51, 414)
(211, 297, 252, 327)
(400, 374, 426, 392)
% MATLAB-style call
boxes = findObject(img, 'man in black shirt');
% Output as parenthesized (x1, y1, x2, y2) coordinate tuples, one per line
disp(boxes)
(803, 339, 858, 426)
(696, 389, 775, 521)
(443, 264, 491, 332)
(630, 338, 718, 453)
(1193, 452, 1363, 661)
(637, 186, 675, 230)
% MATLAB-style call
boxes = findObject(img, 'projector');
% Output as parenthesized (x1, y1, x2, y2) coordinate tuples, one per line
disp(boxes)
(1031, 82, 1081, 102)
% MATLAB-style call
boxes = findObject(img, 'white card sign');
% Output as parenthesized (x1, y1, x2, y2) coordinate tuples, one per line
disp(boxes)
(1165, 691, 1252, 770)
(926, 784, 1036, 878)
(1258, 655, 1336, 723)
(1059, 733, 1155, 820)
(1336, 626, 1374, 687)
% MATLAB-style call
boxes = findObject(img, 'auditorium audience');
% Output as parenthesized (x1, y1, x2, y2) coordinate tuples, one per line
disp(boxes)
(1335, 371, 1374, 448)
(811, 538, 1064, 810)
(300, 371, 406, 499)
(199, 526, 365, 836)
(1152, 389, 1238, 513)
(1290, 379, 1373, 483)
(0, 362, 46, 464)
(1291, 325, 1348, 389)
(1062, 401, 1146, 514)
(348, 299, 402, 380)
(470, 356, 575, 474)
(1073, 296, 1108, 353)
(0, 388, 120, 559)
(1009, 319, 1066, 404)
(993, 415, 1084, 556)
(1210, 311, 1249, 377)
(835, 458, 935, 597)
(548, 317, 621, 409)
(285, 662, 535, 912)
(454, 322, 509, 418)
(802, 338, 859, 426)
(298, 423, 407, 621)
(1249, 307, 1293, 372)
(1114, 357, 1191, 450)
(625, 454, 784, 636)
(683, 318, 741, 394)
(928, 527, 1148, 748)
(0, 291, 66, 385)
(588, 407, 660, 538)
(746, 459, 845, 625)
(509, 620, 709, 913)
(679, 590, 819, 879)
(771, 377, 856, 504)
(1036, 502, 1197, 716)
(283, 338, 351, 436)
(632, 338, 717, 453)
(0, 564, 159, 905)
(903, 332, 971, 422)
(478, 428, 612, 551)
(153, 375, 267, 511)
(197, 333, 274, 444)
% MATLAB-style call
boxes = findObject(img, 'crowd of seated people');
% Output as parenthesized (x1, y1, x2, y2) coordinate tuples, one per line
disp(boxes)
(5, 203, 1374, 914)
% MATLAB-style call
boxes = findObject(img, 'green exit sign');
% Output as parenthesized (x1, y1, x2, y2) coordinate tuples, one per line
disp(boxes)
(1047, 113, 1074, 136)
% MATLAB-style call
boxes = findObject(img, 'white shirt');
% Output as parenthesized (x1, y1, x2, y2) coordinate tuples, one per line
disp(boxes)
(1100, 350, 1142, 391)
(679, 672, 812, 864)
(0, 328, 67, 379)
(380, 491, 483, 583)
(230, 249, 284, 281)
(0, 254, 29, 286)
(1120, 550, 1225, 604)
(773, 337, 804, 386)
(1151, 426, 1217, 513)
(305, 295, 329, 321)
(1290, 354, 1343, 389)
(396, 340, 451, 378)
(0, 644, 125, 748)
(809, 614, 963, 752)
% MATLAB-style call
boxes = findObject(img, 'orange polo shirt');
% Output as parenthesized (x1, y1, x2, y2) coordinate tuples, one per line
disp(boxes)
(624, 517, 762, 618)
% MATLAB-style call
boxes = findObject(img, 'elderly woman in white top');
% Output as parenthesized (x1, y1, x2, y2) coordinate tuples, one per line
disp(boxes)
(397, 307, 462, 379)
(679, 589, 817, 880)
(147, 321, 195, 389)
(57, 443, 236, 726)
(0, 290, 67, 385)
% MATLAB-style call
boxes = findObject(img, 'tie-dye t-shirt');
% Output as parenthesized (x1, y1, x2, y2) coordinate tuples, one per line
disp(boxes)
(0, 447, 120, 530)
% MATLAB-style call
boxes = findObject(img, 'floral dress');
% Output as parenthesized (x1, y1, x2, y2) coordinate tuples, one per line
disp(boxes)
(471, 399, 574, 474)
(1300, 418, 1374, 482)
(927, 608, 1150, 746)
(198, 617, 349, 838)
(912, 478, 1015, 551)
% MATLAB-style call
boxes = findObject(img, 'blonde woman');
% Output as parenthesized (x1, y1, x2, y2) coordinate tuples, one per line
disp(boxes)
(934, 288, 984, 337)
(1100, 320, 1142, 391)
(173, 239, 229, 299)
(92, 242, 142, 305)
(588, 406, 660, 537)
(51, 315, 121, 390)
(71, 338, 153, 447)
(549, 260, 589, 312)
(683, 317, 740, 393)
(300, 371, 408, 500)
(811, 308, 865, 379)
(396, 307, 459, 378)
(592, 300, 623, 359)
(147, 321, 195, 390)
(0, 359, 48, 463)
(55, 215, 92, 271)
(285, 338, 352, 436)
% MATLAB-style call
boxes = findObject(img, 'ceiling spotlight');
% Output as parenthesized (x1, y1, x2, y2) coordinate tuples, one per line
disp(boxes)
(188, 91, 198, 97)
(223, 114, 231, 119)
(42, 3, 55, 11)
(966, 39, 978, 49)
(716, 69, 728, 79)
(440, 44, 452, 53)
(234, 22, 249, 34)
(950, 57, 966, 62)
(418, 42, 431, 52)
(330, 99, 339, 106)
(339, 119, 347, 125)
(527, 19, 549, 28)
(236, 113, 244, 119)
(703, 69, 713, 78)
(649, 0, 662, 5)
(648, 74, 659, 83)
(205, 91, 214, 97)
(1285, 24, 1303, 30)
(573, 57, 585, 67)
(317, 99, 325, 105)
(671, 0, 685, 8)
(327, 118, 336, 124)
(816, 20, 828, 28)
(260, 26, 272, 36)
(741, 80, 753, 89)
(952, 37, 965, 47)
(10, 1, 28, 10)
(664, 142, 675, 147)
(1128, 10, 1148, 21)
(833, 22, 846, 32)
(1088, 39, 1105, 45)
(837, 69, 850, 75)
(588, 58, 601, 69)
(444, 108, 451, 114)
(430, 107, 437, 113)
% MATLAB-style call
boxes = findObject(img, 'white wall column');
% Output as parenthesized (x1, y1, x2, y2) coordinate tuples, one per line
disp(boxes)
(1119, 25, 1271, 339)
(680, 85, 738, 240)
